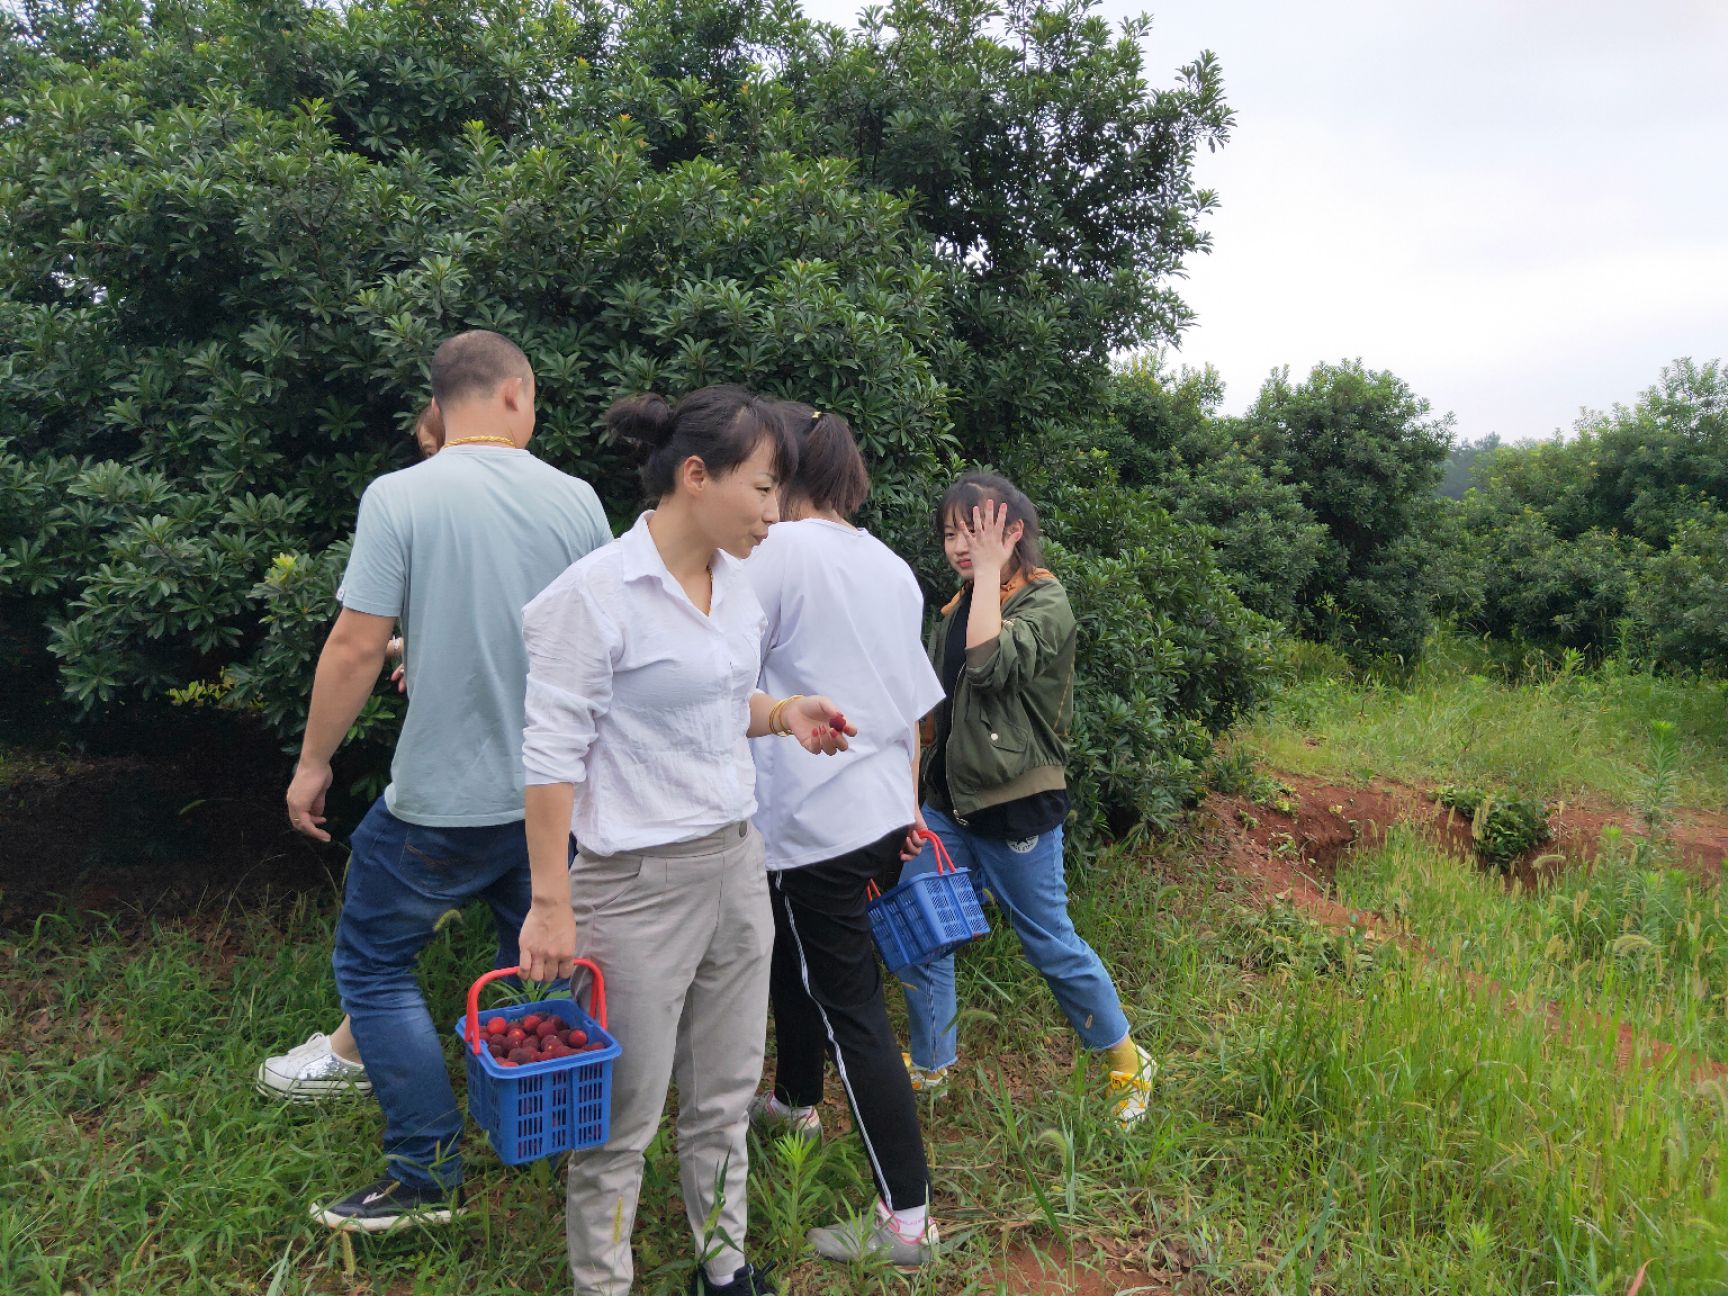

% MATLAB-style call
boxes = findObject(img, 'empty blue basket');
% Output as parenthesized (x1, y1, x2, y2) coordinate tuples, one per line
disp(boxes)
(868, 829, 989, 973)
(454, 959, 620, 1166)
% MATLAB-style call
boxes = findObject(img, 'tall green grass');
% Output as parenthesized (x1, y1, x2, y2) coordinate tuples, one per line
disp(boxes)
(1341, 824, 1728, 1061)
(1241, 631, 1728, 811)
(6, 832, 1724, 1294)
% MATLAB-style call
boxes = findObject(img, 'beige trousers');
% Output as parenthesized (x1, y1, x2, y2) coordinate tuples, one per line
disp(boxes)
(564, 822, 773, 1295)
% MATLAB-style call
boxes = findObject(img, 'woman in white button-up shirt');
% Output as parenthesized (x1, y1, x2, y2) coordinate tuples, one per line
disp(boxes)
(516, 385, 853, 1296)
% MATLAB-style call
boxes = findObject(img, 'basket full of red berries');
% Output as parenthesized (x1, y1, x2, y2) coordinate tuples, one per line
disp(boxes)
(453, 959, 619, 1165)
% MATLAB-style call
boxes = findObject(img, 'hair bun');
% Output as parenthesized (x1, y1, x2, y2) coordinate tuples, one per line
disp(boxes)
(602, 392, 675, 453)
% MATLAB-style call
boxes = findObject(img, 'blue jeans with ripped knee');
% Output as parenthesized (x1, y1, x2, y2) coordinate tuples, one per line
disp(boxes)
(897, 805, 1130, 1071)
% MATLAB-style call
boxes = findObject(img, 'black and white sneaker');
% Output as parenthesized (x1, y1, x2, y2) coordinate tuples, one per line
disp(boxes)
(688, 1261, 777, 1294)
(309, 1176, 465, 1233)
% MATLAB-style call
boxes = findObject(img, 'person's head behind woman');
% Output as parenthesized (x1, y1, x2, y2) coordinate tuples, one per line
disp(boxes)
(772, 401, 870, 522)
(604, 384, 796, 559)
(412, 400, 445, 459)
(936, 471, 1045, 584)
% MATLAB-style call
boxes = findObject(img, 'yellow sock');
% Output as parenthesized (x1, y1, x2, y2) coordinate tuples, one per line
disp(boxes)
(1105, 1036, 1141, 1074)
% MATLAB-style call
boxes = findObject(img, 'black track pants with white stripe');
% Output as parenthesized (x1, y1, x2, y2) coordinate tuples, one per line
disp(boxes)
(768, 827, 931, 1211)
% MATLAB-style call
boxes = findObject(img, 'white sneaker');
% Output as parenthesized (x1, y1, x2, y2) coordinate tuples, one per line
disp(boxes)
(1108, 1044, 1157, 1128)
(748, 1093, 822, 1142)
(808, 1206, 939, 1267)
(256, 1032, 371, 1102)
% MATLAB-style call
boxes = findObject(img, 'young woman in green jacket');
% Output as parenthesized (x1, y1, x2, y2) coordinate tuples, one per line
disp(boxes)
(898, 471, 1156, 1126)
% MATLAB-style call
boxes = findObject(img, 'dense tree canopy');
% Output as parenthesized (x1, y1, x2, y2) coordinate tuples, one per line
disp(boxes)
(1234, 361, 1453, 662)
(0, 0, 1258, 833)
(1440, 359, 1728, 667)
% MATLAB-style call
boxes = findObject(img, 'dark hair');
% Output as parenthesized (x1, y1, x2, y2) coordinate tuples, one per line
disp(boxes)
(412, 400, 444, 456)
(429, 330, 532, 408)
(604, 384, 795, 500)
(936, 471, 1046, 577)
(773, 401, 870, 520)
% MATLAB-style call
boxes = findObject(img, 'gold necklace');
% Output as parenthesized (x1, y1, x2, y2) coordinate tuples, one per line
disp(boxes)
(444, 435, 517, 448)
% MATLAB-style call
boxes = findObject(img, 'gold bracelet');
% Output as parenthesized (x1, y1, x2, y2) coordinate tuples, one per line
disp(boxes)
(768, 694, 804, 737)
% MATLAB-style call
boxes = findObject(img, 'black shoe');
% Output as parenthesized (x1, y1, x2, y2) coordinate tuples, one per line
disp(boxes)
(309, 1176, 465, 1234)
(688, 1261, 777, 1294)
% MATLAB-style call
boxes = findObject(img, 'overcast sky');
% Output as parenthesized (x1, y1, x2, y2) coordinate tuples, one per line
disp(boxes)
(798, 0, 1728, 443)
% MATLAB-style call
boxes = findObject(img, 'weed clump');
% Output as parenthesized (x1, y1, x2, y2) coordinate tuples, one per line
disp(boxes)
(1435, 785, 1552, 870)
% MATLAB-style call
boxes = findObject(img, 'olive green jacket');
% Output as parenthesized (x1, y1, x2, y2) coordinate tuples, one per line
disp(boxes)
(920, 572, 1076, 817)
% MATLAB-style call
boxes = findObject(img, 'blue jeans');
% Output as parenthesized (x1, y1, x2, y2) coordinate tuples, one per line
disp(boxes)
(897, 806, 1130, 1071)
(332, 798, 534, 1191)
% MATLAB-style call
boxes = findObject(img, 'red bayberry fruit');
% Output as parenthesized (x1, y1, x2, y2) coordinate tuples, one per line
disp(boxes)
(563, 1029, 588, 1048)
(830, 711, 847, 731)
(521, 1014, 543, 1032)
(505, 1028, 527, 1047)
(535, 1020, 560, 1039)
(485, 1016, 508, 1037)
(507, 1047, 535, 1065)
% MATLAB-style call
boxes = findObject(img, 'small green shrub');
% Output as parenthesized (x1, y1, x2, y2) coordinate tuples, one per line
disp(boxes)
(1436, 785, 1552, 870)
(1205, 747, 1259, 797)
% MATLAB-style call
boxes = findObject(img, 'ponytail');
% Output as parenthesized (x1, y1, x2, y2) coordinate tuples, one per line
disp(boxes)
(774, 401, 870, 520)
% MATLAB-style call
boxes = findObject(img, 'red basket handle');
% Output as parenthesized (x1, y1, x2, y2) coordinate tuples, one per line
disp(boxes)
(464, 959, 606, 1055)
(920, 828, 957, 874)
(866, 828, 956, 900)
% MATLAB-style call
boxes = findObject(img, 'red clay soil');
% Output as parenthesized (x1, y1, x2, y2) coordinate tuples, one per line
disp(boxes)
(1202, 771, 1728, 1083)
(1206, 772, 1728, 898)
(996, 1240, 1184, 1295)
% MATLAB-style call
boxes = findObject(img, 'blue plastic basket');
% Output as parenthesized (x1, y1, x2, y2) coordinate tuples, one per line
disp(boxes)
(453, 959, 620, 1166)
(868, 830, 989, 974)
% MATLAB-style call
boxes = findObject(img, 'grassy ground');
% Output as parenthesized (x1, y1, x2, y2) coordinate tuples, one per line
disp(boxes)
(8, 844, 1727, 1292)
(8, 647, 1728, 1294)
(1340, 824, 1728, 1059)
(1238, 633, 1728, 812)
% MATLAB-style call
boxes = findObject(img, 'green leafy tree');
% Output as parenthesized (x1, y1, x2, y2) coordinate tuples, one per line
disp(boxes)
(0, 0, 953, 748)
(1437, 432, 1503, 500)
(1098, 359, 1325, 626)
(1464, 509, 1647, 652)
(1451, 359, 1726, 660)
(1630, 508, 1728, 674)
(780, 0, 1234, 467)
(1239, 361, 1453, 662)
(1, 0, 1252, 844)
(1039, 460, 1276, 837)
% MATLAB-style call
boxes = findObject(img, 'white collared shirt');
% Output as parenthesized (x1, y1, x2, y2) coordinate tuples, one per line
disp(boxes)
(521, 512, 767, 856)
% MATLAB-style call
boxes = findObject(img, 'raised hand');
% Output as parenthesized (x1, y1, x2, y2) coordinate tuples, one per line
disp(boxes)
(965, 500, 1020, 578)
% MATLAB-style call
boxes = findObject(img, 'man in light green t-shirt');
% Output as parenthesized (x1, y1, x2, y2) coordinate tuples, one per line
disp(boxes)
(282, 330, 609, 1233)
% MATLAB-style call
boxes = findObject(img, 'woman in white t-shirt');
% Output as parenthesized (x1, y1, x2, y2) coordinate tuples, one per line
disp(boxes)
(516, 386, 858, 1296)
(744, 403, 945, 1268)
